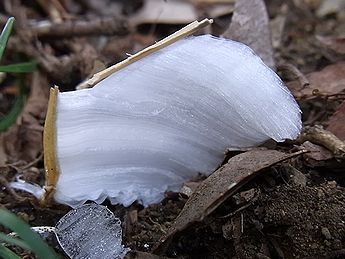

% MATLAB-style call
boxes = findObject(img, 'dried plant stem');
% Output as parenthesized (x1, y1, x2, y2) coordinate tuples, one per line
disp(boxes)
(77, 18, 213, 89)
(301, 126, 345, 160)
(278, 63, 309, 88)
(30, 17, 128, 38)
(42, 86, 59, 204)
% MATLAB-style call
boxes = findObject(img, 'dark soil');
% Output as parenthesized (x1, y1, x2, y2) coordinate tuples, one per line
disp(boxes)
(124, 165, 345, 259)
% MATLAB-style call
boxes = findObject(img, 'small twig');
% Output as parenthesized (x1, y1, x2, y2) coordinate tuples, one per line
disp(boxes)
(220, 203, 252, 219)
(148, 217, 167, 234)
(299, 126, 345, 160)
(21, 153, 43, 170)
(6, 164, 23, 174)
(319, 92, 345, 99)
(50, 0, 71, 20)
(219, 189, 260, 219)
(304, 108, 328, 126)
(5, 146, 42, 174)
(36, 0, 65, 23)
(29, 17, 128, 38)
(78, 18, 213, 89)
(278, 63, 309, 88)
(0, 175, 28, 202)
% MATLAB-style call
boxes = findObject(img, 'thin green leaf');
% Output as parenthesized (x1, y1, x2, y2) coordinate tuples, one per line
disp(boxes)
(0, 232, 31, 251)
(0, 81, 25, 132)
(0, 209, 59, 259)
(0, 244, 21, 259)
(0, 94, 24, 132)
(0, 61, 37, 73)
(0, 17, 15, 62)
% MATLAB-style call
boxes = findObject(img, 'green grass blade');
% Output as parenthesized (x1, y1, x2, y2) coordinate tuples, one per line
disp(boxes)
(0, 232, 31, 251)
(0, 61, 37, 73)
(0, 82, 25, 132)
(0, 244, 21, 259)
(0, 17, 15, 62)
(0, 209, 59, 259)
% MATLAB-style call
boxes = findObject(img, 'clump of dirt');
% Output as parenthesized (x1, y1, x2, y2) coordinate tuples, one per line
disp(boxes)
(256, 182, 345, 258)
(125, 197, 186, 252)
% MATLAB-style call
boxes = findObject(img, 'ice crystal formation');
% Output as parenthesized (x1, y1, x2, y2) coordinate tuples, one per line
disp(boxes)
(17, 35, 302, 207)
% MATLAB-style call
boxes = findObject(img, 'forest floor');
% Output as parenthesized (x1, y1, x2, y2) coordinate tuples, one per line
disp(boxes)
(0, 0, 345, 258)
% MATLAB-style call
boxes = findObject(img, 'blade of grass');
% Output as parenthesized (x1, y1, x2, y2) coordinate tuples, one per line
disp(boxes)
(0, 233, 31, 251)
(0, 78, 26, 132)
(0, 61, 37, 73)
(0, 17, 15, 62)
(0, 92, 25, 132)
(0, 209, 59, 259)
(0, 244, 21, 259)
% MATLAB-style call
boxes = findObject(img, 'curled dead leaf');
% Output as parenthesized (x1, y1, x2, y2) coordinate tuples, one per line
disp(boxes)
(317, 35, 345, 55)
(327, 100, 345, 141)
(301, 141, 333, 162)
(287, 63, 345, 99)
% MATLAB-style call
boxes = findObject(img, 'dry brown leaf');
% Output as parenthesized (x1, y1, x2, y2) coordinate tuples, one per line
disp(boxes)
(222, 0, 275, 69)
(153, 149, 305, 254)
(287, 63, 345, 99)
(2, 72, 49, 164)
(130, 0, 234, 27)
(130, 0, 198, 26)
(317, 35, 345, 55)
(316, 0, 345, 18)
(327, 100, 345, 140)
(301, 141, 333, 162)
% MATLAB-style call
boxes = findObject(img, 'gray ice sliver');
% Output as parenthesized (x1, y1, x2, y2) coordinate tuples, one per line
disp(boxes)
(55, 204, 129, 259)
(55, 35, 301, 207)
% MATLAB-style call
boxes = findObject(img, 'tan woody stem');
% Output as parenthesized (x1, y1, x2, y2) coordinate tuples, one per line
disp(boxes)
(42, 86, 59, 204)
(77, 18, 213, 89)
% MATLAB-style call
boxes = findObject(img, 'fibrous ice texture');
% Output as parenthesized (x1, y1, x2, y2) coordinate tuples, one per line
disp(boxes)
(55, 204, 129, 258)
(55, 35, 301, 207)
